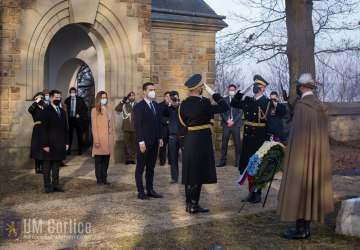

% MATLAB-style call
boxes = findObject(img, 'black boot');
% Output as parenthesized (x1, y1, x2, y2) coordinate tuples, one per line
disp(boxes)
(241, 192, 256, 202)
(189, 185, 209, 214)
(282, 219, 310, 239)
(250, 190, 262, 203)
(185, 185, 191, 212)
(35, 160, 43, 174)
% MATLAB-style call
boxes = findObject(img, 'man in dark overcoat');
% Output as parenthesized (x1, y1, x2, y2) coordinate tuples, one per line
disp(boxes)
(231, 75, 286, 203)
(41, 90, 69, 193)
(179, 74, 228, 214)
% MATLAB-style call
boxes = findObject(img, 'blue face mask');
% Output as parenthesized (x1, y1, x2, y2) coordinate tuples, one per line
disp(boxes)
(45, 95, 50, 101)
(101, 98, 108, 105)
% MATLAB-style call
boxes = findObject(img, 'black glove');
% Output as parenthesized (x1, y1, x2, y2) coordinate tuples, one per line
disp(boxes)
(122, 96, 127, 103)
(38, 99, 45, 106)
(233, 90, 244, 101)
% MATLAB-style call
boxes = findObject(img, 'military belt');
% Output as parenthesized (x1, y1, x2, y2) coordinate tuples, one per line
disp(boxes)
(245, 121, 266, 127)
(34, 121, 41, 125)
(187, 124, 211, 131)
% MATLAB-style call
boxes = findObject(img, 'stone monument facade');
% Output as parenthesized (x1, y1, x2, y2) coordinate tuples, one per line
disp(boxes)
(0, 0, 226, 168)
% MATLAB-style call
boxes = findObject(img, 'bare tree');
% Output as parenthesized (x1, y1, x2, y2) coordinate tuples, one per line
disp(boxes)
(218, 0, 360, 104)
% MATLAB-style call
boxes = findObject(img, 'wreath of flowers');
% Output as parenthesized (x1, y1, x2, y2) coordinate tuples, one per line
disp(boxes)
(238, 141, 285, 189)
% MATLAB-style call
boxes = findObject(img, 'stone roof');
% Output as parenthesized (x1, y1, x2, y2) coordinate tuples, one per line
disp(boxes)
(152, 0, 228, 31)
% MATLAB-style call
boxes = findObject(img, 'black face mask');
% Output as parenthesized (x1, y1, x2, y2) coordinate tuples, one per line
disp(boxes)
(53, 100, 61, 106)
(296, 85, 302, 96)
(253, 85, 261, 94)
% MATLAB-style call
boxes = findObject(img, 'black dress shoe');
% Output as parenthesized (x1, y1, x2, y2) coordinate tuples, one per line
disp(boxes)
(45, 188, 52, 193)
(130, 161, 136, 164)
(282, 220, 310, 239)
(125, 161, 130, 165)
(53, 186, 65, 192)
(137, 192, 148, 200)
(103, 181, 110, 185)
(282, 228, 310, 239)
(216, 164, 225, 168)
(146, 189, 163, 198)
(189, 204, 209, 214)
(59, 162, 67, 167)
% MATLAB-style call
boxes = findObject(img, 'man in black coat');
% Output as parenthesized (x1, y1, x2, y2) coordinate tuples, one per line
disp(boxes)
(41, 90, 69, 193)
(163, 91, 182, 184)
(179, 74, 228, 214)
(158, 91, 170, 166)
(134, 82, 164, 200)
(231, 75, 286, 203)
(217, 84, 244, 168)
(64, 87, 88, 155)
(267, 91, 287, 142)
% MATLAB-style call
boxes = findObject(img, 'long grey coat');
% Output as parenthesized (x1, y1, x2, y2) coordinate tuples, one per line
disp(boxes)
(277, 94, 334, 223)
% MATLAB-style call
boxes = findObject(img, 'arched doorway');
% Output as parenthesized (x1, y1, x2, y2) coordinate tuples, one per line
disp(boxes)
(44, 24, 103, 152)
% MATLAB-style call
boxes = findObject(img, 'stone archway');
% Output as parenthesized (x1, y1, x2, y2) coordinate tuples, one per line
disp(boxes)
(44, 24, 101, 95)
(18, 0, 143, 101)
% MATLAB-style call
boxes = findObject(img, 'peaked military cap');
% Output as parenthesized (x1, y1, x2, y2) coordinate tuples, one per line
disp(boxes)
(185, 74, 202, 90)
(253, 75, 269, 87)
(33, 92, 44, 101)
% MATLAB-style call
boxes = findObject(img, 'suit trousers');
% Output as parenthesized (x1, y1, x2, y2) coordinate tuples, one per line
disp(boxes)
(220, 125, 242, 167)
(42, 161, 60, 189)
(94, 155, 110, 183)
(168, 135, 181, 181)
(68, 117, 83, 153)
(158, 137, 168, 165)
(123, 130, 136, 162)
(135, 143, 159, 192)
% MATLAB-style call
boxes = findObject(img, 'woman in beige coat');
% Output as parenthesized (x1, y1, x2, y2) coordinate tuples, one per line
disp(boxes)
(91, 91, 115, 184)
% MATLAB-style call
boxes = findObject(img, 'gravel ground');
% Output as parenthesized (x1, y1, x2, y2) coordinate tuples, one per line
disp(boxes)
(0, 151, 359, 249)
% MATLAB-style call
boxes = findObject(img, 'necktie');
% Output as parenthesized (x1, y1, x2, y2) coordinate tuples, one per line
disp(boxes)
(229, 97, 233, 120)
(71, 98, 75, 117)
(150, 101, 156, 118)
(56, 106, 61, 118)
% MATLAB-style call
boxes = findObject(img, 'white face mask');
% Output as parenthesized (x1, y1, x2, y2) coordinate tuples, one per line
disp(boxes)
(229, 91, 236, 97)
(101, 98, 108, 105)
(45, 95, 50, 101)
(148, 90, 156, 99)
(70, 93, 76, 97)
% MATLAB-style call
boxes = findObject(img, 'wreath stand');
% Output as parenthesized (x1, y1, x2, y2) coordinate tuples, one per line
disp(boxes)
(238, 155, 282, 213)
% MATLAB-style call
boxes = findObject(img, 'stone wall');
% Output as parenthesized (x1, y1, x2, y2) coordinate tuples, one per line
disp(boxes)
(326, 102, 360, 142)
(214, 102, 360, 151)
(150, 28, 216, 99)
(0, 0, 152, 169)
(0, 1, 23, 168)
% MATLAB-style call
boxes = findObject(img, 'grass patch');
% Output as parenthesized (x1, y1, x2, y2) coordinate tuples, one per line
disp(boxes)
(80, 200, 360, 250)
(0, 170, 135, 206)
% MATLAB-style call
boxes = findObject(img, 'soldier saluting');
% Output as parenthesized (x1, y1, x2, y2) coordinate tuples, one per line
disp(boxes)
(231, 75, 286, 203)
(179, 74, 228, 214)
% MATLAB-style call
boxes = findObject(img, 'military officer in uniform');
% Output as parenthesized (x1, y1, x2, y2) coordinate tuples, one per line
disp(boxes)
(115, 91, 137, 165)
(231, 75, 286, 203)
(28, 92, 48, 174)
(179, 74, 228, 214)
